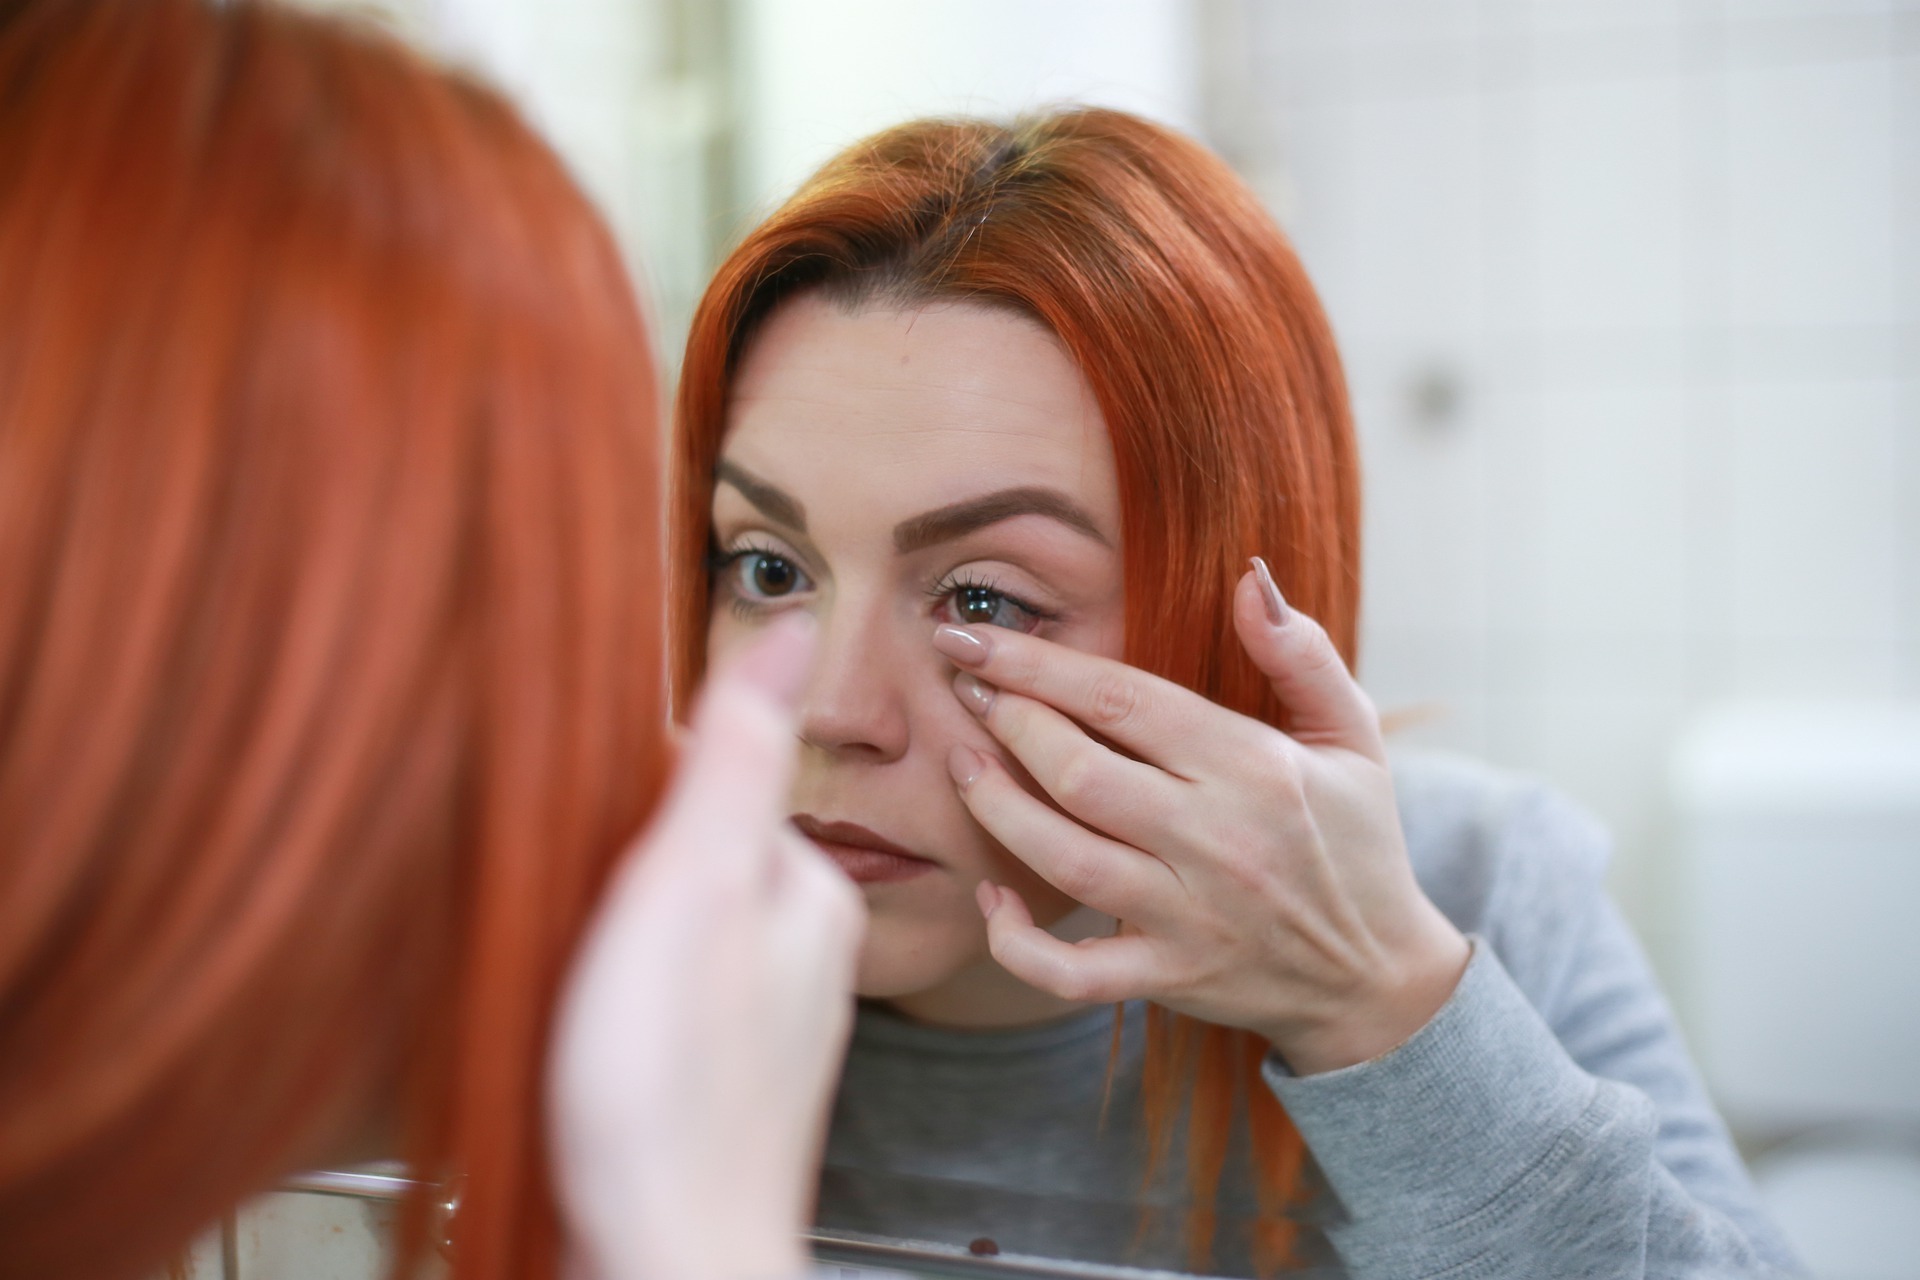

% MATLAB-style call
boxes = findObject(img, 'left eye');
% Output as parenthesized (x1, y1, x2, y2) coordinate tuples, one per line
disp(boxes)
(941, 583, 1042, 632)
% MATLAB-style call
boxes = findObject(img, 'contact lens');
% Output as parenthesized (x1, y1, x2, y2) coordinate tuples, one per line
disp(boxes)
(958, 586, 1000, 624)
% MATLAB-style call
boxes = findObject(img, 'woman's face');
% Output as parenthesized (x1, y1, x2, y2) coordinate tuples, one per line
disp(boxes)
(706, 294, 1125, 1024)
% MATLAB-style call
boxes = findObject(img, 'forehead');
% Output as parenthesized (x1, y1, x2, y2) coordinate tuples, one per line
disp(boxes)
(721, 295, 1117, 519)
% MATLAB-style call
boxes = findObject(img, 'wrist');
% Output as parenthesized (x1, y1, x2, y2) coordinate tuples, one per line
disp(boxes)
(1270, 919, 1471, 1076)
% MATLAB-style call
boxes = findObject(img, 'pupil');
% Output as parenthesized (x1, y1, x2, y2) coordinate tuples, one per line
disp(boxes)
(960, 587, 998, 623)
(752, 556, 794, 595)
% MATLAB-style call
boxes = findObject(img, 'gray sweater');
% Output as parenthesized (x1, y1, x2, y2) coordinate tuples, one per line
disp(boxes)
(816, 751, 1805, 1278)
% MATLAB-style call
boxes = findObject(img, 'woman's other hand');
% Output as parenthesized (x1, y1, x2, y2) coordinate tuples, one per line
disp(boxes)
(939, 559, 1469, 1077)
(548, 614, 865, 1280)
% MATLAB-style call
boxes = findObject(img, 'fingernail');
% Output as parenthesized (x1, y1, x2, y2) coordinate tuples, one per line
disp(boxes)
(932, 623, 991, 667)
(954, 672, 996, 717)
(974, 880, 1000, 919)
(948, 744, 984, 790)
(1250, 556, 1290, 627)
(732, 611, 819, 705)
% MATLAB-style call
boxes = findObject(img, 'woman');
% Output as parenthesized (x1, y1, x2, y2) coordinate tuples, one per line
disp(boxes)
(671, 111, 1802, 1276)
(0, 4, 860, 1279)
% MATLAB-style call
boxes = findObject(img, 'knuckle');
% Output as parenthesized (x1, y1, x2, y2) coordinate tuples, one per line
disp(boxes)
(1051, 848, 1100, 901)
(1292, 624, 1350, 681)
(1051, 750, 1107, 812)
(1242, 736, 1304, 807)
(1238, 855, 1290, 904)
(1084, 671, 1140, 732)
(1211, 844, 1267, 895)
(1261, 741, 1306, 798)
(998, 641, 1046, 691)
(1047, 962, 1101, 1004)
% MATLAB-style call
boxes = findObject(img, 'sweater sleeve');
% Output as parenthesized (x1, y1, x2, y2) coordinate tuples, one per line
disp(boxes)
(1261, 783, 1806, 1280)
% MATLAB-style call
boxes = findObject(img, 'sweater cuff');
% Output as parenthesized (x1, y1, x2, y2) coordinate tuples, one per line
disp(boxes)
(1262, 937, 1606, 1227)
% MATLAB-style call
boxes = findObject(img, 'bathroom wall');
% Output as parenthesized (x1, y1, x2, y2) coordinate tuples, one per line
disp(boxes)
(326, 0, 1201, 356)
(727, 0, 1201, 213)
(309, 0, 737, 351)
(303, 0, 1919, 1027)
(1205, 0, 1920, 989)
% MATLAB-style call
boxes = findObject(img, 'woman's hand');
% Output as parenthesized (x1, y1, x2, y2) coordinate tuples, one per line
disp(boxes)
(937, 560, 1468, 1077)
(547, 615, 866, 1280)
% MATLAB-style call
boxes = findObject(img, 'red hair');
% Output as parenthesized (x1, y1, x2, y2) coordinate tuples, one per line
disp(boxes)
(669, 111, 1361, 1270)
(0, 3, 666, 1277)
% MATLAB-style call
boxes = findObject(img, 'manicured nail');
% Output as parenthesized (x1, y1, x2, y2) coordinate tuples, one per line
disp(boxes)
(1250, 556, 1290, 626)
(974, 880, 1001, 919)
(932, 623, 991, 667)
(948, 744, 984, 790)
(954, 672, 996, 717)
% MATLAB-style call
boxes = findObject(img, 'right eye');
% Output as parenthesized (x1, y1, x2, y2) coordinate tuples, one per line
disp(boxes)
(719, 547, 813, 603)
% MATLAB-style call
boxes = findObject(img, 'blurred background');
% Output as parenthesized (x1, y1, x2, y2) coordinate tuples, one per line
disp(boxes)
(261, 1, 1916, 1275)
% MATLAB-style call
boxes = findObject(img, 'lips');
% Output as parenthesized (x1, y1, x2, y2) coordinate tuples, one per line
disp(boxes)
(791, 814, 937, 885)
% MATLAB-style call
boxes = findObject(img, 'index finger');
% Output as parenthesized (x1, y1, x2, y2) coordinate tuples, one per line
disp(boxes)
(650, 612, 816, 879)
(929, 624, 1259, 778)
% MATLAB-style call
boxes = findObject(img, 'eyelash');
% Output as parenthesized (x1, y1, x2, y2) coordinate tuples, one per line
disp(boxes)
(925, 571, 1058, 628)
(710, 540, 1060, 632)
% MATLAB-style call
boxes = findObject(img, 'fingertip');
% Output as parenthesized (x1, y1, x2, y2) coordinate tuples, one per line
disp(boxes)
(948, 743, 985, 791)
(1232, 570, 1269, 632)
(728, 610, 818, 708)
(1231, 572, 1288, 661)
(991, 884, 1034, 928)
(974, 880, 999, 919)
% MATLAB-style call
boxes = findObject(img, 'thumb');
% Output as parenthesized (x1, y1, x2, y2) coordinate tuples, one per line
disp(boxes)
(1234, 558, 1384, 759)
(651, 612, 817, 877)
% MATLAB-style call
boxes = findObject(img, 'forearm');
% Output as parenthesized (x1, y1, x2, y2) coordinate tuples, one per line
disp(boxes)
(1263, 942, 1803, 1279)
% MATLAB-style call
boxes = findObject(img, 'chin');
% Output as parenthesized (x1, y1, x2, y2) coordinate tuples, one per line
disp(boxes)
(851, 911, 983, 999)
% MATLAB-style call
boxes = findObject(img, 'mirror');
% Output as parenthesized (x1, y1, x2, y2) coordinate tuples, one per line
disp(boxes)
(172, 1168, 1283, 1280)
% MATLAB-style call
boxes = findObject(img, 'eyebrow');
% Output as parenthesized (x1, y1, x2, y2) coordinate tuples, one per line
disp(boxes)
(892, 486, 1110, 554)
(713, 458, 1109, 554)
(715, 459, 807, 532)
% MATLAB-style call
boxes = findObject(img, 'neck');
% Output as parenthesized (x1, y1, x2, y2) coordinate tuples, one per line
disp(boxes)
(880, 905, 1113, 1030)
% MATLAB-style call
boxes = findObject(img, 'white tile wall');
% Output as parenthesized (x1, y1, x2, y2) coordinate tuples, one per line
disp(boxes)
(1527, 77, 1689, 333)
(1228, 0, 1920, 993)
(1345, 93, 1488, 339)
(1723, 57, 1898, 329)
(1723, 378, 1905, 668)
(733, 0, 1201, 216)
(1507, 379, 1693, 633)
(1355, 369, 1492, 637)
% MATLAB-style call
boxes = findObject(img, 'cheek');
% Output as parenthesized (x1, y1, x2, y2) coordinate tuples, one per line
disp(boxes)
(901, 680, 1082, 926)
(704, 602, 748, 663)
(852, 886, 989, 997)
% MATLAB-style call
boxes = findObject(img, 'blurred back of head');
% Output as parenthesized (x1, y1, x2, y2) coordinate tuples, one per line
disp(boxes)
(0, 2, 667, 1276)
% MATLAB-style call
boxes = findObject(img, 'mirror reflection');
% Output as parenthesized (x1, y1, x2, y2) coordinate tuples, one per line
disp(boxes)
(9, 0, 1913, 1277)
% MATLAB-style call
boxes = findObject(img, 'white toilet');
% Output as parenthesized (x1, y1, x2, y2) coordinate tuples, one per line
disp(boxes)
(1672, 702, 1920, 1280)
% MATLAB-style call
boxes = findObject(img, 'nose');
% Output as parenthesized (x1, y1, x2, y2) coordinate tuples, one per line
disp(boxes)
(797, 600, 911, 763)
